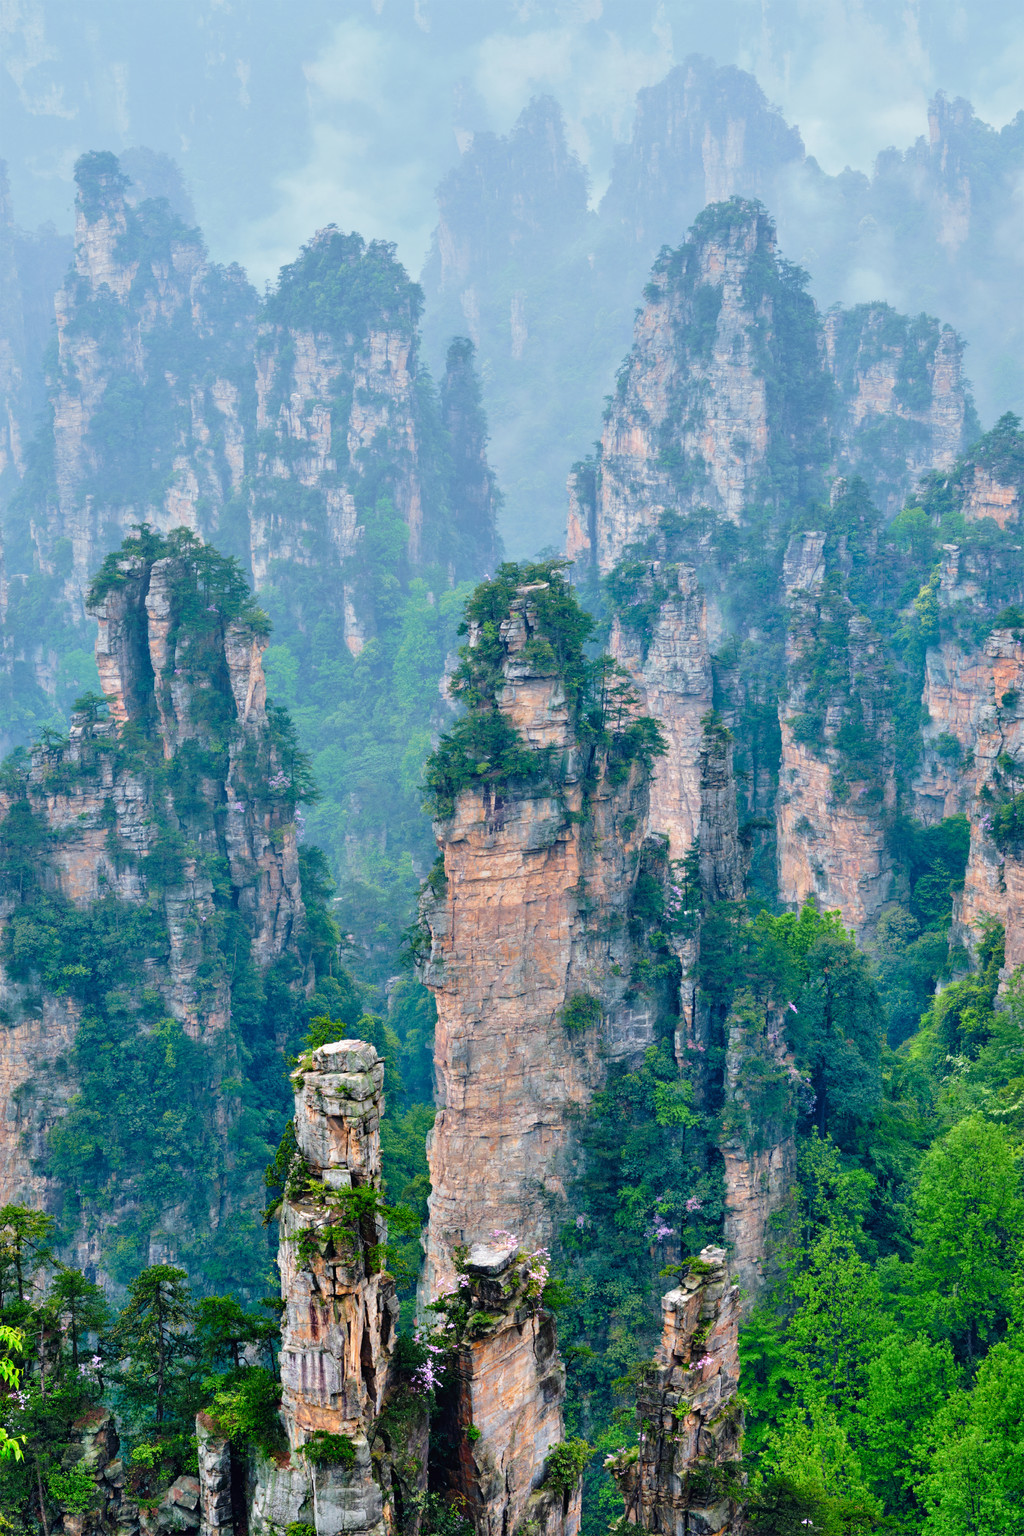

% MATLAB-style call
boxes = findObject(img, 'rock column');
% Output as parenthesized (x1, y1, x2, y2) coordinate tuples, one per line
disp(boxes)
(607, 1247, 743, 1536)
(433, 1242, 581, 1536)
(245, 1039, 410, 1536)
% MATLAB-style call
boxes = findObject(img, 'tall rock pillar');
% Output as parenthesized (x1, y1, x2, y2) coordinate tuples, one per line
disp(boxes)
(430, 1241, 581, 1536)
(419, 578, 653, 1300)
(606, 1247, 743, 1536)
(246, 1039, 426, 1536)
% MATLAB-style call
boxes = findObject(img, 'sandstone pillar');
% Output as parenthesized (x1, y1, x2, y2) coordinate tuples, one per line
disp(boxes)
(431, 1241, 581, 1536)
(246, 1039, 414, 1536)
(607, 1247, 743, 1536)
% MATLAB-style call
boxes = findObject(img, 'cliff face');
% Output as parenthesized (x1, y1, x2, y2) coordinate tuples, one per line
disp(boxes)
(568, 202, 828, 574)
(419, 582, 652, 1300)
(38, 153, 256, 619)
(720, 1009, 799, 1307)
(954, 629, 1024, 981)
(825, 305, 971, 515)
(0, 159, 73, 507)
(430, 1242, 580, 1536)
(607, 565, 713, 862)
(600, 58, 803, 252)
(775, 525, 896, 931)
(243, 1039, 414, 1536)
(607, 1247, 743, 1536)
(567, 200, 972, 577)
(0, 531, 310, 1289)
(2, 148, 500, 933)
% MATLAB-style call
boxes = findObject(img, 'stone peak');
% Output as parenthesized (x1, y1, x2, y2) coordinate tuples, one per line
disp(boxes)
(464, 1242, 517, 1277)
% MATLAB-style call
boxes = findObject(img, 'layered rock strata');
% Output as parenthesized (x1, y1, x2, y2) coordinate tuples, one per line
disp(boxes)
(948, 625, 1024, 978)
(432, 1242, 580, 1536)
(607, 1247, 743, 1536)
(246, 1039, 413, 1536)
(568, 203, 826, 573)
(721, 1011, 799, 1307)
(419, 584, 652, 1300)
(277, 1040, 397, 1448)
(0, 536, 307, 1277)
(825, 304, 971, 514)
(5, 149, 498, 743)
(608, 565, 713, 863)
(776, 528, 896, 934)
(566, 201, 972, 577)
(41, 153, 255, 619)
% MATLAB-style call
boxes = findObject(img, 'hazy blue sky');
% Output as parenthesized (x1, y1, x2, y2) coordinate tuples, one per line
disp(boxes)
(3, 1, 1023, 284)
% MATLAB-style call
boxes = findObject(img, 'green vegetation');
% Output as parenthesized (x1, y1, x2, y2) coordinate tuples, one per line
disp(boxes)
(301, 1430, 358, 1469)
(423, 560, 665, 820)
(0, 1222, 285, 1524)
(544, 1437, 592, 1494)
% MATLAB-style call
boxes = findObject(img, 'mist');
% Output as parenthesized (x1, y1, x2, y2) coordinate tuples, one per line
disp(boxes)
(3, 0, 1022, 282)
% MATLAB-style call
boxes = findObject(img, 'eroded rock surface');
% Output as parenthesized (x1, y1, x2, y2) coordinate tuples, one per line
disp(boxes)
(420, 585, 651, 1299)
(245, 1038, 427, 1536)
(607, 1247, 743, 1536)
(0, 539, 307, 1279)
(431, 1242, 580, 1536)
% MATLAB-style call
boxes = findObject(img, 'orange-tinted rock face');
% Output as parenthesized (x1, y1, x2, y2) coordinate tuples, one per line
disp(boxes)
(721, 1015, 798, 1308)
(420, 590, 650, 1302)
(943, 627, 1024, 978)
(962, 467, 1019, 529)
(437, 1244, 580, 1536)
(245, 1039, 426, 1536)
(607, 1247, 743, 1536)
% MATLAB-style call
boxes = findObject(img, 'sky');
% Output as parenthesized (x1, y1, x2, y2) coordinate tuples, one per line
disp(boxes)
(2, 0, 1023, 287)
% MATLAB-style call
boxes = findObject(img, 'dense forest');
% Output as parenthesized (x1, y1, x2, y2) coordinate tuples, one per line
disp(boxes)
(2, 30, 1024, 1536)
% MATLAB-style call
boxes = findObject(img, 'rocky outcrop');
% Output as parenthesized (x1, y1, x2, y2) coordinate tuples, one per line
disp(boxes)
(4, 150, 498, 755)
(431, 1241, 580, 1536)
(607, 1247, 743, 1536)
(45, 1407, 203, 1536)
(600, 59, 803, 253)
(0, 532, 309, 1281)
(720, 1009, 799, 1308)
(566, 201, 972, 579)
(243, 1038, 419, 1536)
(277, 1040, 397, 1446)
(37, 153, 255, 620)
(776, 529, 895, 935)
(945, 624, 1024, 978)
(568, 202, 828, 574)
(419, 580, 654, 1300)
(251, 227, 425, 590)
(608, 565, 713, 862)
(825, 305, 971, 515)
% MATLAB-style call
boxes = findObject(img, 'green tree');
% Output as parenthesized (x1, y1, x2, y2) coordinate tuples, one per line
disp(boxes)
(0, 1325, 25, 1462)
(860, 1332, 958, 1514)
(757, 1399, 880, 1519)
(911, 1117, 1024, 1361)
(747, 904, 884, 1143)
(194, 1294, 277, 1373)
(783, 1228, 883, 1412)
(0, 1206, 54, 1306)
(47, 1267, 108, 1370)
(917, 1325, 1024, 1534)
(109, 1265, 194, 1427)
